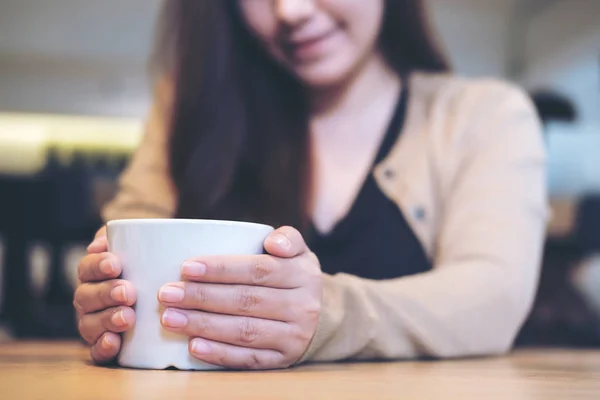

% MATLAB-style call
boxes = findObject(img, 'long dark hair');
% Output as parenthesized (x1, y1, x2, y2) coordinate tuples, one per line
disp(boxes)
(155, 0, 449, 229)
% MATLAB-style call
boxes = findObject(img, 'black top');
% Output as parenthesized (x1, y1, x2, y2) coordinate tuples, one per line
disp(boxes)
(306, 89, 431, 280)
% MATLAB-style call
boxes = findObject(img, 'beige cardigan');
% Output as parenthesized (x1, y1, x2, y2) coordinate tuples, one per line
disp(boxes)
(103, 72, 548, 362)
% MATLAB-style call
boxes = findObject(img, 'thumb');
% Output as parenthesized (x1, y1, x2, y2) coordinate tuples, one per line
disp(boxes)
(87, 225, 108, 254)
(264, 226, 308, 258)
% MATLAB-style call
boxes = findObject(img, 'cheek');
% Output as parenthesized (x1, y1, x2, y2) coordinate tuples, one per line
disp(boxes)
(238, 0, 279, 45)
(302, 0, 384, 82)
(331, 0, 384, 48)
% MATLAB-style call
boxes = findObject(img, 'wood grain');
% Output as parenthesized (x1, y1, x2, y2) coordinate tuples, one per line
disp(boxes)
(1, 341, 600, 399)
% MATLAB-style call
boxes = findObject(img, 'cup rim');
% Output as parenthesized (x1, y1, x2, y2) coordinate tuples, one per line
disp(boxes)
(107, 218, 274, 230)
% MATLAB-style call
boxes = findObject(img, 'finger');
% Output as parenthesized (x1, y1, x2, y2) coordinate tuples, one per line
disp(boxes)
(161, 309, 299, 353)
(180, 254, 302, 289)
(263, 226, 307, 258)
(89, 332, 121, 364)
(95, 225, 107, 239)
(78, 306, 135, 345)
(78, 253, 121, 283)
(189, 338, 289, 370)
(158, 282, 292, 321)
(74, 280, 136, 314)
(88, 226, 107, 253)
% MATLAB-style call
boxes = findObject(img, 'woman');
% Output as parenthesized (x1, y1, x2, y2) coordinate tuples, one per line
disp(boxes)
(74, 0, 548, 369)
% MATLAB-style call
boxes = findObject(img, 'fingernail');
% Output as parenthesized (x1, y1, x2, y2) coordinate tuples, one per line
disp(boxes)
(99, 259, 115, 275)
(162, 309, 188, 328)
(191, 339, 211, 355)
(111, 310, 127, 327)
(110, 285, 128, 303)
(102, 334, 117, 350)
(158, 286, 185, 303)
(181, 261, 207, 277)
(272, 233, 291, 249)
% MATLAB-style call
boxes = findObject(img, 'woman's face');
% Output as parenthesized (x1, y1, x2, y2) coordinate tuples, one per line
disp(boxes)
(238, 0, 385, 88)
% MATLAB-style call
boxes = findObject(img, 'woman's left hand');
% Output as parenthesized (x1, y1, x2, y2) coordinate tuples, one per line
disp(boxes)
(158, 226, 322, 370)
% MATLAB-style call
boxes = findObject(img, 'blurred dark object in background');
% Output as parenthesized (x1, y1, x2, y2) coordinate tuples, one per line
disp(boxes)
(517, 238, 600, 348)
(0, 152, 126, 338)
(517, 195, 600, 347)
(517, 93, 600, 348)
(574, 196, 600, 255)
(530, 90, 578, 126)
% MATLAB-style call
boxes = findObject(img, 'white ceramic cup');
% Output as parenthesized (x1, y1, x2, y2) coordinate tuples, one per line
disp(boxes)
(106, 218, 274, 370)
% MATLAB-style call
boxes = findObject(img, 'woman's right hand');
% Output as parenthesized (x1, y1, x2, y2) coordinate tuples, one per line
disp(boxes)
(73, 226, 137, 364)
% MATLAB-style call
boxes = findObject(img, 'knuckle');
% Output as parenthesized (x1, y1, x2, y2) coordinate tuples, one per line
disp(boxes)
(291, 323, 314, 345)
(217, 353, 228, 366)
(235, 287, 259, 313)
(200, 315, 212, 333)
(250, 257, 271, 284)
(305, 252, 322, 276)
(77, 261, 85, 282)
(72, 295, 84, 314)
(287, 298, 321, 324)
(303, 298, 322, 319)
(77, 317, 85, 335)
(77, 256, 94, 282)
(191, 284, 208, 305)
(242, 352, 262, 370)
(308, 251, 321, 266)
(238, 317, 260, 344)
(214, 259, 227, 275)
(286, 305, 301, 321)
(293, 253, 321, 285)
(192, 313, 213, 334)
(78, 317, 94, 343)
(73, 285, 83, 302)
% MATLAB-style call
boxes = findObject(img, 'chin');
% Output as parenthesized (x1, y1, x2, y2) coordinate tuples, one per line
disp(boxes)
(290, 56, 356, 89)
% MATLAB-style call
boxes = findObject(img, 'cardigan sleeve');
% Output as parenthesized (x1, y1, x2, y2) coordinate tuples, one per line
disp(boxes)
(300, 82, 548, 362)
(102, 78, 177, 222)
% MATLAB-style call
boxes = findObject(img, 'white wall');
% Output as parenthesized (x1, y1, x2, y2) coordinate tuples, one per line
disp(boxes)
(426, 0, 517, 77)
(0, 0, 161, 65)
(521, 0, 600, 125)
(0, 0, 517, 79)
(1, 0, 595, 125)
(0, 0, 161, 117)
(0, 0, 520, 118)
(0, 56, 149, 117)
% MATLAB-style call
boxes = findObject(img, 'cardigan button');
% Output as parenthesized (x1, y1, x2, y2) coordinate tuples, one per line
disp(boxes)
(413, 207, 426, 221)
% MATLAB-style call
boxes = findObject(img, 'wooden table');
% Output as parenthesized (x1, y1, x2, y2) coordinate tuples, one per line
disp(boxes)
(1, 342, 600, 399)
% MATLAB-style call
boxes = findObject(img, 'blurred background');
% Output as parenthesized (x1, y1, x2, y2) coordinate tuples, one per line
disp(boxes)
(0, 0, 599, 344)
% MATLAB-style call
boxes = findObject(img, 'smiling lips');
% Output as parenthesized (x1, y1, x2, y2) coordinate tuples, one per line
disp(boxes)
(282, 28, 340, 61)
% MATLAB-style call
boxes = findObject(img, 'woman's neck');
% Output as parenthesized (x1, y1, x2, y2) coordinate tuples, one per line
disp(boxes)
(308, 53, 401, 119)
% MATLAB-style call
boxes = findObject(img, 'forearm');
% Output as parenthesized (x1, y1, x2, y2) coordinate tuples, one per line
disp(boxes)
(301, 262, 536, 363)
